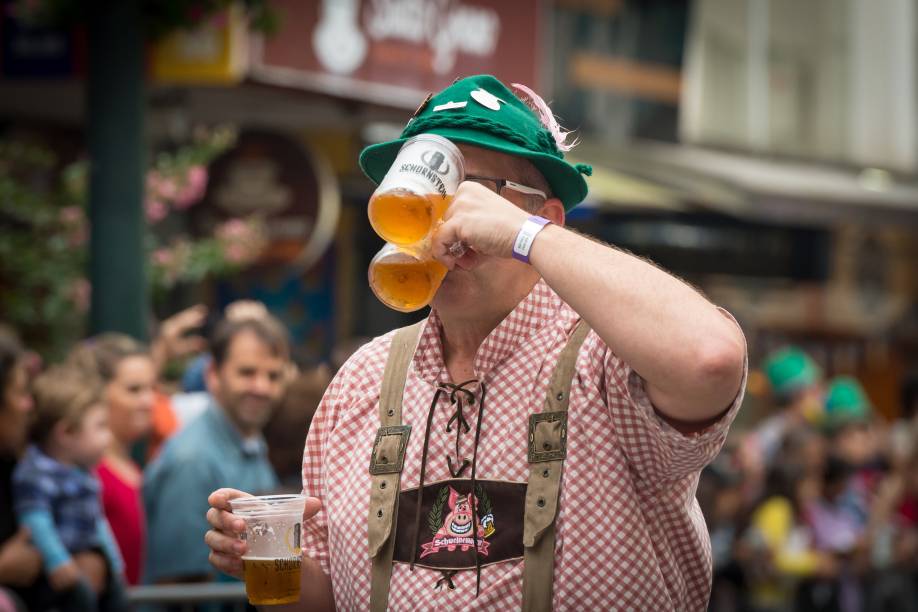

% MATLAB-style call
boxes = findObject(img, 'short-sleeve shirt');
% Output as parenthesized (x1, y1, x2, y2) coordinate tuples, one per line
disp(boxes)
(143, 402, 279, 582)
(12, 445, 103, 554)
(301, 280, 746, 611)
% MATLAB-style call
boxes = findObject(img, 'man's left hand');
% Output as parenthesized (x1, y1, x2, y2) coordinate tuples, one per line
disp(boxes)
(430, 181, 528, 269)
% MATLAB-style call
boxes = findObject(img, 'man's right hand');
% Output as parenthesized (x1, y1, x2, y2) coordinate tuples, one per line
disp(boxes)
(204, 488, 321, 580)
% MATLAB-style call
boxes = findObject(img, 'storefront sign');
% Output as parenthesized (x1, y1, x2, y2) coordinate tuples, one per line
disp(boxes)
(152, 6, 248, 84)
(195, 130, 340, 270)
(250, 0, 541, 108)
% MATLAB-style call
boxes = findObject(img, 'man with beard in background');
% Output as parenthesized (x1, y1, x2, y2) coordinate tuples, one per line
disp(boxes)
(144, 314, 289, 584)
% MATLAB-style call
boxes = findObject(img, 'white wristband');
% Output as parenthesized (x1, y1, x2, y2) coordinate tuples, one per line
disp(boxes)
(512, 216, 551, 264)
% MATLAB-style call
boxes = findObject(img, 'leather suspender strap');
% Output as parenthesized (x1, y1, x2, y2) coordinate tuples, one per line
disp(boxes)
(368, 321, 424, 612)
(522, 320, 591, 612)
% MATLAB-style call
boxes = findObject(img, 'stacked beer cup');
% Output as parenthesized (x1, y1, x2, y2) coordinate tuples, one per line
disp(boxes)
(367, 134, 465, 312)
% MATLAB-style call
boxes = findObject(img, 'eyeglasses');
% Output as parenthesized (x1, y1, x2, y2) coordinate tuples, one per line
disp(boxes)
(465, 175, 548, 200)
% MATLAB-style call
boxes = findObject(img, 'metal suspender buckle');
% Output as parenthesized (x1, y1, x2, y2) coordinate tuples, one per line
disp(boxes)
(527, 412, 568, 463)
(369, 425, 412, 475)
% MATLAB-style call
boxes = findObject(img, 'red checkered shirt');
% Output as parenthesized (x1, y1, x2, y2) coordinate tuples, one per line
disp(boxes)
(301, 280, 746, 611)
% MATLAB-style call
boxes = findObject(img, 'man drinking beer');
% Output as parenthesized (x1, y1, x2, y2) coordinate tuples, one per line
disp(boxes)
(204, 75, 747, 611)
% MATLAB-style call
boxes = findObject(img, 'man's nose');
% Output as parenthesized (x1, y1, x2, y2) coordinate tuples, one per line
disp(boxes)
(252, 372, 275, 395)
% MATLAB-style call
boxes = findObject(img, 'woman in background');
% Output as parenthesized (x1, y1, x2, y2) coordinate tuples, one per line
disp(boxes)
(69, 334, 155, 586)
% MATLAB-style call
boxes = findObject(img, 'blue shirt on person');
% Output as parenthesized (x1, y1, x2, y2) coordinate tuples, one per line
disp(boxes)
(143, 400, 279, 583)
(12, 445, 123, 573)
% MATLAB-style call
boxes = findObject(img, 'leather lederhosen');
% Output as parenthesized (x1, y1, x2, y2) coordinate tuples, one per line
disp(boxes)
(367, 320, 591, 611)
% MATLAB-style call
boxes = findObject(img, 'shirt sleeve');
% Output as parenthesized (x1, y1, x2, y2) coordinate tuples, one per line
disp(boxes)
(300, 370, 348, 578)
(19, 510, 71, 572)
(96, 518, 124, 576)
(11, 460, 55, 517)
(143, 452, 217, 582)
(599, 307, 747, 488)
(300, 337, 381, 579)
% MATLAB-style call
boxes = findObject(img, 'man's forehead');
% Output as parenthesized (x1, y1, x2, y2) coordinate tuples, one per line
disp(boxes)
(456, 142, 521, 176)
(224, 330, 286, 365)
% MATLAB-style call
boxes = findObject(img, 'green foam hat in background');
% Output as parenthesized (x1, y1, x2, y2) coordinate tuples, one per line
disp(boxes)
(824, 376, 872, 429)
(763, 346, 821, 397)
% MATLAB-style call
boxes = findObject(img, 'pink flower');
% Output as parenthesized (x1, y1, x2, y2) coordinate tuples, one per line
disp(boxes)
(217, 219, 249, 240)
(152, 248, 173, 267)
(224, 243, 248, 264)
(173, 165, 208, 209)
(69, 278, 91, 313)
(59, 206, 83, 225)
(147, 170, 179, 201)
(68, 225, 87, 248)
(145, 198, 168, 223)
(60, 206, 88, 246)
(210, 11, 228, 28)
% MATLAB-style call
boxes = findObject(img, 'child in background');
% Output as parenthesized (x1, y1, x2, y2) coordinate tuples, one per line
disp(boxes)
(12, 365, 126, 612)
(798, 456, 865, 612)
(823, 377, 885, 525)
(744, 462, 835, 612)
(68, 333, 156, 586)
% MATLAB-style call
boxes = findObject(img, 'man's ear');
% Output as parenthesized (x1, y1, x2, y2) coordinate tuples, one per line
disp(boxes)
(205, 359, 219, 395)
(539, 198, 565, 226)
(51, 419, 75, 445)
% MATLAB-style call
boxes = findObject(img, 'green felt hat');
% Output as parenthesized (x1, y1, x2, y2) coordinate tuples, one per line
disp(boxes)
(764, 346, 821, 397)
(824, 376, 872, 428)
(359, 74, 592, 211)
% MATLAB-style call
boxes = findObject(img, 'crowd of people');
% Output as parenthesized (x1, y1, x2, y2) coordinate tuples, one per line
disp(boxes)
(704, 348, 918, 612)
(0, 302, 331, 612)
(0, 308, 915, 612)
(0, 311, 915, 612)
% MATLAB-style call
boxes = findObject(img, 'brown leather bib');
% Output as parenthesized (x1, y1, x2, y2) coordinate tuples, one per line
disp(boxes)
(393, 479, 526, 570)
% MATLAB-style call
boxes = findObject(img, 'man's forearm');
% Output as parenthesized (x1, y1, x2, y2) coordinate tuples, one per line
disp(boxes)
(258, 556, 334, 612)
(529, 224, 745, 422)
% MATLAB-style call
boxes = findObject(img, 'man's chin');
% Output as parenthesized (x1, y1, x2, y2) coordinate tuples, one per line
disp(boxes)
(431, 278, 479, 312)
(234, 405, 273, 432)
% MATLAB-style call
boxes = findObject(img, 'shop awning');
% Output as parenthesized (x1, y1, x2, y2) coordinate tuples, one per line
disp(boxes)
(571, 140, 918, 227)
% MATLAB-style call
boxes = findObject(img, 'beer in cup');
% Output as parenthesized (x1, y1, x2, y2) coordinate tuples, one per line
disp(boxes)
(367, 134, 465, 245)
(230, 494, 306, 606)
(368, 242, 448, 312)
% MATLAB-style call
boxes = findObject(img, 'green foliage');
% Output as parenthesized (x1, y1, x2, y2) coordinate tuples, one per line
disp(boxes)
(429, 486, 451, 537)
(0, 140, 88, 360)
(0, 127, 264, 360)
(474, 483, 492, 518)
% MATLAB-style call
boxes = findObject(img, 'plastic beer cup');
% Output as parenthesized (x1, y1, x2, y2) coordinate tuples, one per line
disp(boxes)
(230, 495, 306, 606)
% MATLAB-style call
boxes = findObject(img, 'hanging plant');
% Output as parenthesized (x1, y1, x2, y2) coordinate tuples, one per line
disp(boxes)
(0, 125, 266, 359)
